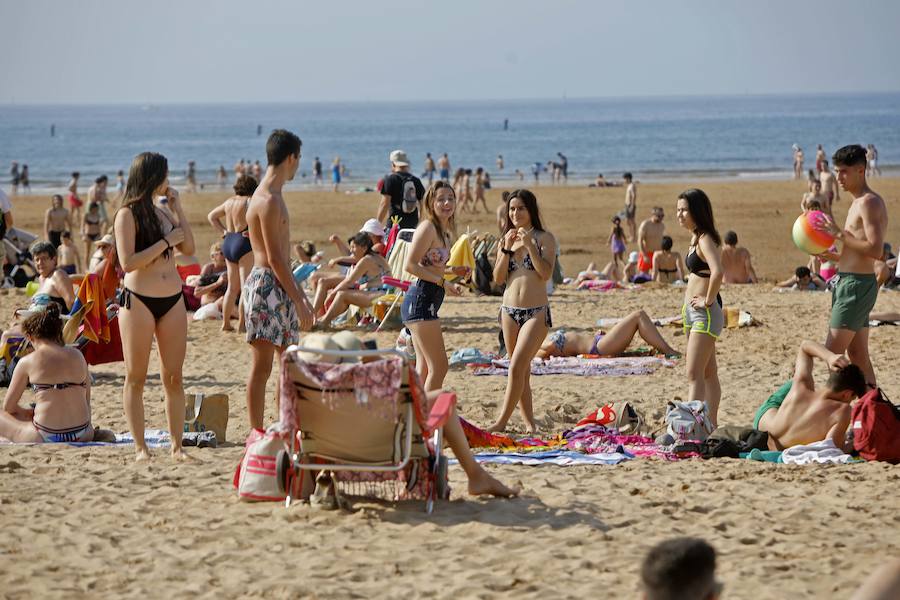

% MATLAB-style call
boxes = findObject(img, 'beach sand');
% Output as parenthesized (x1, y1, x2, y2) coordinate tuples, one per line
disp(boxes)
(1, 178, 899, 599)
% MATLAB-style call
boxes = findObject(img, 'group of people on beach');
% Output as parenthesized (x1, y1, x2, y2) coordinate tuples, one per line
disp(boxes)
(0, 132, 892, 500)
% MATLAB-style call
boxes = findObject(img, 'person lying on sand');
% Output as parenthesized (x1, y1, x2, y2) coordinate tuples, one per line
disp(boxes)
(774, 266, 826, 291)
(753, 340, 867, 451)
(0, 305, 94, 443)
(536, 310, 679, 359)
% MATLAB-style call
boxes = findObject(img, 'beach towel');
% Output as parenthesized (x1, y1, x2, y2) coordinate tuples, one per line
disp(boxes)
(70, 272, 113, 344)
(446, 233, 475, 281)
(449, 347, 498, 368)
(472, 356, 674, 377)
(456, 449, 631, 466)
(0, 429, 170, 448)
(781, 439, 853, 465)
(460, 417, 565, 451)
(577, 280, 624, 292)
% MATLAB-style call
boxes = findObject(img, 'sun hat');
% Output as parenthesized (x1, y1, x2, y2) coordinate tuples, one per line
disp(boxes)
(294, 333, 341, 363)
(360, 218, 386, 238)
(96, 234, 114, 247)
(628, 251, 639, 264)
(389, 150, 409, 167)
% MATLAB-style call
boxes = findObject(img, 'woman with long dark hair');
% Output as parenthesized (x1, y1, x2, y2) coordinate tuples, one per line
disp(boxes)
(114, 152, 195, 460)
(488, 189, 557, 434)
(676, 188, 724, 426)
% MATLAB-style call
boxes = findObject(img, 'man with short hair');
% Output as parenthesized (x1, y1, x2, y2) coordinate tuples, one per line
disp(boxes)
(437, 153, 450, 182)
(244, 129, 314, 430)
(376, 150, 424, 230)
(422, 152, 435, 185)
(636, 206, 665, 274)
(641, 537, 721, 600)
(721, 231, 758, 284)
(819, 159, 840, 208)
(818, 144, 887, 387)
(623, 172, 637, 242)
(754, 340, 866, 451)
(774, 266, 825, 291)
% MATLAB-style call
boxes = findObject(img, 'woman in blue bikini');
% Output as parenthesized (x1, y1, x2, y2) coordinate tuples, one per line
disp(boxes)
(207, 174, 258, 332)
(536, 310, 679, 359)
(115, 152, 195, 461)
(489, 189, 557, 434)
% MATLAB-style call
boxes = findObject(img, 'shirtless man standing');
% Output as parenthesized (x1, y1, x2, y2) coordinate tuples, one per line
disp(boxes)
(244, 129, 314, 430)
(44, 194, 72, 249)
(802, 180, 830, 215)
(754, 340, 866, 451)
(636, 206, 664, 274)
(437, 153, 450, 182)
(819, 160, 840, 209)
(721, 231, 758, 284)
(815, 144, 826, 173)
(793, 145, 804, 179)
(817, 144, 887, 387)
(623, 172, 637, 242)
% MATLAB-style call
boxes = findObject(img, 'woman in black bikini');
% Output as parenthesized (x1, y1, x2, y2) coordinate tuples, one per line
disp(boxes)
(489, 189, 557, 434)
(207, 174, 257, 332)
(676, 189, 724, 427)
(81, 201, 102, 269)
(114, 152, 195, 461)
(651, 235, 686, 283)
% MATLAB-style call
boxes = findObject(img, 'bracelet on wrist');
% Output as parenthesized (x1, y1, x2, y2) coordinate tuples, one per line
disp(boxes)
(501, 248, 514, 256)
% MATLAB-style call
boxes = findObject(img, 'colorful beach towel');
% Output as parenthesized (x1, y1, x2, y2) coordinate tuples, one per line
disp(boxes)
(456, 449, 632, 466)
(472, 356, 674, 377)
(577, 280, 625, 292)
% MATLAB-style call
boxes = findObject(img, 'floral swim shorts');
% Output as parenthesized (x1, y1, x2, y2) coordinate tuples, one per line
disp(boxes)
(244, 267, 299, 348)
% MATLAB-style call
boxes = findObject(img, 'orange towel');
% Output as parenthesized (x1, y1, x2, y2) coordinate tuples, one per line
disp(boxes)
(72, 272, 112, 344)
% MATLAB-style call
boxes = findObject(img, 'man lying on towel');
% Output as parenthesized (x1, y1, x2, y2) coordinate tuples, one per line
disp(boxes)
(753, 340, 867, 451)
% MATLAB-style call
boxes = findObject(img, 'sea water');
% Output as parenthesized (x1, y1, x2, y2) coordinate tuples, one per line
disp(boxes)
(1, 93, 897, 191)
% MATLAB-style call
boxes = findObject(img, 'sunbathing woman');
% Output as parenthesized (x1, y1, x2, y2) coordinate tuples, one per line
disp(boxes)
(115, 152, 195, 461)
(651, 236, 686, 283)
(489, 189, 557, 434)
(316, 232, 392, 328)
(0, 305, 92, 443)
(536, 310, 679, 359)
(207, 174, 257, 331)
(677, 188, 724, 427)
(399, 181, 517, 496)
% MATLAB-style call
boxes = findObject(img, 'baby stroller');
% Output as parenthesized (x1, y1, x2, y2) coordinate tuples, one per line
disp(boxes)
(2, 228, 38, 288)
(275, 345, 456, 513)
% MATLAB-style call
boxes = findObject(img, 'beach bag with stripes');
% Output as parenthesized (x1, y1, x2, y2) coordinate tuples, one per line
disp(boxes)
(233, 428, 287, 502)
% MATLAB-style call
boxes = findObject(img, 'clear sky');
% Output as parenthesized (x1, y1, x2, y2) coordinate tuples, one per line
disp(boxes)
(1, 0, 899, 104)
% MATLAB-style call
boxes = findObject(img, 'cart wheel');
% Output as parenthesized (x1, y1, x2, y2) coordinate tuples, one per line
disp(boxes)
(276, 449, 292, 495)
(434, 455, 449, 500)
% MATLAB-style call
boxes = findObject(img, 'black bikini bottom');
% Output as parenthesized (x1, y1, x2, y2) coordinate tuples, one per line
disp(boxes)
(122, 287, 184, 321)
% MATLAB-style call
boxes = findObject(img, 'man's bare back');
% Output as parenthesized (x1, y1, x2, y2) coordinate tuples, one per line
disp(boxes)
(721, 246, 754, 283)
(759, 384, 850, 451)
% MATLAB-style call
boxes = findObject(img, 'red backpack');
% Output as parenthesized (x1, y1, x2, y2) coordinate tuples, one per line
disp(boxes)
(851, 387, 900, 463)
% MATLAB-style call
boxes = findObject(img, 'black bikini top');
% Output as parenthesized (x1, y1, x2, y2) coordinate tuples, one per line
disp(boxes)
(686, 246, 711, 278)
(507, 235, 543, 273)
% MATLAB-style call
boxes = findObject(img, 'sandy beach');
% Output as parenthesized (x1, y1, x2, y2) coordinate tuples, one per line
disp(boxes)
(1, 177, 899, 599)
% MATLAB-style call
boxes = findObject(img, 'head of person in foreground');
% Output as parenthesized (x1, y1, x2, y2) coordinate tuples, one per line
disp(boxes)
(641, 537, 721, 600)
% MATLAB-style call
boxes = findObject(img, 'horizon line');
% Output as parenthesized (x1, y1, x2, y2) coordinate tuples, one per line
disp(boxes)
(2, 89, 900, 108)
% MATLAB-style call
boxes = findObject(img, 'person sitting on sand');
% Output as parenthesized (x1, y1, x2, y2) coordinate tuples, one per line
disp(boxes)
(327, 219, 387, 258)
(0, 305, 93, 443)
(641, 537, 721, 600)
(753, 340, 866, 451)
(88, 234, 116, 273)
(651, 235, 685, 284)
(536, 310, 679, 359)
(192, 243, 228, 308)
(774, 266, 826, 291)
(57, 231, 81, 275)
(875, 243, 897, 287)
(721, 231, 758, 284)
(28, 241, 75, 313)
(316, 232, 391, 328)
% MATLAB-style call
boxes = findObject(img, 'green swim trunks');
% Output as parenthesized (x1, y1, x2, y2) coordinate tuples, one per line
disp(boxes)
(753, 380, 793, 430)
(830, 272, 879, 331)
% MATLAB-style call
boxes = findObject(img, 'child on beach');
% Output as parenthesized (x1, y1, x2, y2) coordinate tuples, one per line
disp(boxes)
(608, 216, 627, 267)
(753, 340, 866, 451)
(57, 231, 81, 274)
(0, 305, 93, 443)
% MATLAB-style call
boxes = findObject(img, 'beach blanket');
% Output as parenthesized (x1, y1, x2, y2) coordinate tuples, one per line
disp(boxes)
(458, 449, 631, 466)
(0, 429, 170, 448)
(472, 356, 674, 377)
(781, 439, 854, 465)
(577, 280, 626, 292)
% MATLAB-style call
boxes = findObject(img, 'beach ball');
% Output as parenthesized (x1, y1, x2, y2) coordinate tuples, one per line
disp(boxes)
(792, 210, 835, 255)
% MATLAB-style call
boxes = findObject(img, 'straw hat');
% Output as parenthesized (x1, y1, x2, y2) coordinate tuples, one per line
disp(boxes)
(95, 234, 114, 247)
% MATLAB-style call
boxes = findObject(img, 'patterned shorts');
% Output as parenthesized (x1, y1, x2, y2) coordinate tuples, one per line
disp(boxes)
(244, 267, 299, 348)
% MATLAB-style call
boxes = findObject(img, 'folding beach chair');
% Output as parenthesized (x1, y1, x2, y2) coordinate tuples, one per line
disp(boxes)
(275, 345, 456, 513)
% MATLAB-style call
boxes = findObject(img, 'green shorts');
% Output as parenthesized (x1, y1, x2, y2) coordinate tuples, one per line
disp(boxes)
(830, 272, 878, 332)
(753, 380, 793, 430)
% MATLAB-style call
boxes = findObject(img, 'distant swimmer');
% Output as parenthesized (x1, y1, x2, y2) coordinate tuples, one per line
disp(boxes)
(9, 162, 19, 195)
(331, 156, 341, 192)
(50, 124, 55, 137)
(19, 165, 30, 194)
(216, 165, 227, 187)
(422, 152, 436, 185)
(234, 158, 246, 181)
(503, 118, 508, 130)
(866, 144, 880, 177)
(312, 156, 323, 185)
(818, 160, 840, 209)
(815, 144, 826, 173)
(793, 144, 804, 179)
(496, 154, 504, 171)
(556, 152, 568, 183)
(623, 172, 637, 242)
(185, 161, 197, 194)
(256, 124, 262, 136)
